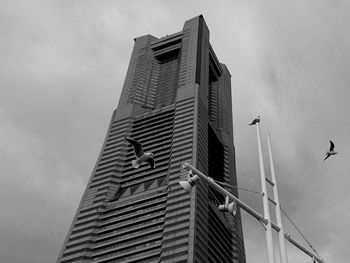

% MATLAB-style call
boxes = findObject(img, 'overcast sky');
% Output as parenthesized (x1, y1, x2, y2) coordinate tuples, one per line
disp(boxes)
(1, 0, 350, 262)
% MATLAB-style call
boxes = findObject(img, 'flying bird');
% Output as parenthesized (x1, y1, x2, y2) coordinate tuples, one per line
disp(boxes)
(324, 140, 337, 161)
(249, 115, 260, 126)
(124, 137, 155, 168)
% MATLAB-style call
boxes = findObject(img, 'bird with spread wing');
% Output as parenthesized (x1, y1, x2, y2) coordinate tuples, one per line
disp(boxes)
(249, 115, 260, 126)
(124, 137, 155, 168)
(324, 140, 338, 161)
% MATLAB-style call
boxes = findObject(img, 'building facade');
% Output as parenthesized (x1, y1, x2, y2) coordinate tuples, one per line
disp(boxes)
(57, 15, 246, 263)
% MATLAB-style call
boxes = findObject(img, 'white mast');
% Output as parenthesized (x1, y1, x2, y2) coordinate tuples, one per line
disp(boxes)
(267, 133, 288, 263)
(256, 122, 275, 263)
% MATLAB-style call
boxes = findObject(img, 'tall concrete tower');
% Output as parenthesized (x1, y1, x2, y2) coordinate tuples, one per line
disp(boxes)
(58, 15, 246, 263)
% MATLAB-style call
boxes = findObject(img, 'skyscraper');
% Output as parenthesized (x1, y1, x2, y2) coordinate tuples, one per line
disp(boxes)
(57, 15, 246, 263)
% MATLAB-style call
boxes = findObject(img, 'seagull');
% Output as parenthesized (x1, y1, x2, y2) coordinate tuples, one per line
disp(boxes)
(124, 137, 155, 168)
(324, 140, 337, 161)
(249, 115, 260, 126)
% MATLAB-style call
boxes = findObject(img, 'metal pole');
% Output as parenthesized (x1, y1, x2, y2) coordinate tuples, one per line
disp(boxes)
(182, 162, 325, 263)
(182, 163, 267, 224)
(267, 133, 288, 263)
(284, 234, 324, 263)
(256, 123, 275, 263)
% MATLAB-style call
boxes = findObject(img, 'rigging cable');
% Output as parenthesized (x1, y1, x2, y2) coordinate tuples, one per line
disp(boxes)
(281, 207, 320, 257)
(213, 180, 262, 196)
